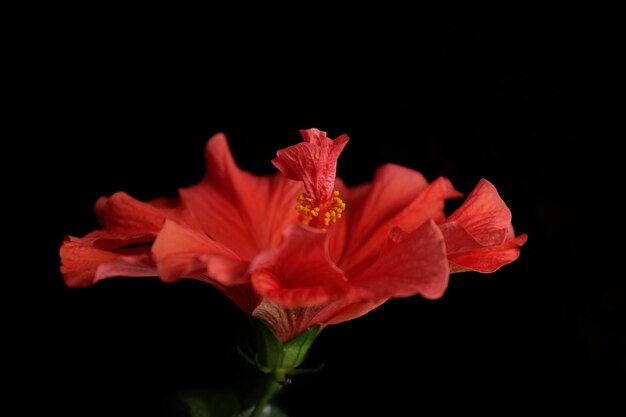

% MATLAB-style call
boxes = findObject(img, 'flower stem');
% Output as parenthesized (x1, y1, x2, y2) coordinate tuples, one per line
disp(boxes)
(250, 376, 281, 417)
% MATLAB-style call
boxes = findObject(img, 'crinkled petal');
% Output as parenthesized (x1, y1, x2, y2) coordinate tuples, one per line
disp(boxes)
(272, 128, 349, 202)
(348, 220, 450, 300)
(251, 223, 350, 308)
(152, 220, 249, 285)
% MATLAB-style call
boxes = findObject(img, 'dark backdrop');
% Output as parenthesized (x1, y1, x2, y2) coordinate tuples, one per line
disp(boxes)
(21, 4, 620, 417)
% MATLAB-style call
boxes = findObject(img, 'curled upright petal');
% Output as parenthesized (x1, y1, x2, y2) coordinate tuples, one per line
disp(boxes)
(440, 179, 527, 272)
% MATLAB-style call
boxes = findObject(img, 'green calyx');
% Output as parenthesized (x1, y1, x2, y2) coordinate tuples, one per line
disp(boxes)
(239, 318, 322, 383)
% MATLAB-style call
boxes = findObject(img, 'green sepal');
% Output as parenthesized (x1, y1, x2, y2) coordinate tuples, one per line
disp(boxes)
(246, 318, 322, 382)
(282, 324, 320, 370)
(179, 389, 240, 417)
(251, 317, 284, 372)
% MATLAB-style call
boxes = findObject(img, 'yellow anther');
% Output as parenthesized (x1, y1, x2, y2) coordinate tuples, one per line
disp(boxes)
(294, 189, 346, 229)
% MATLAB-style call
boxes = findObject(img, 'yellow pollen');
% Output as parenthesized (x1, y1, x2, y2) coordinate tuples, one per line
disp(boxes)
(294, 189, 346, 230)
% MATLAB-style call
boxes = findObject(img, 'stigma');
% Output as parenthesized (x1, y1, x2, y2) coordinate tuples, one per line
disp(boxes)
(296, 190, 346, 230)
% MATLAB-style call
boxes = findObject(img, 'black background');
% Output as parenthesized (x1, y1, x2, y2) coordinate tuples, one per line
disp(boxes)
(20, 3, 621, 416)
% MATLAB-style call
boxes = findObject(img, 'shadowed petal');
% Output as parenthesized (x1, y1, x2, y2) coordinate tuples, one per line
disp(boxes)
(60, 233, 156, 287)
(96, 191, 192, 233)
(203, 281, 261, 318)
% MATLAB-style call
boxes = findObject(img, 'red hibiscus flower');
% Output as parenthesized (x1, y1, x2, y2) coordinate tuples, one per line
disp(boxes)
(60, 128, 526, 342)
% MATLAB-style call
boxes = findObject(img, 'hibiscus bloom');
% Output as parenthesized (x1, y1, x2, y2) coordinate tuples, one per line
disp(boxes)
(60, 129, 526, 342)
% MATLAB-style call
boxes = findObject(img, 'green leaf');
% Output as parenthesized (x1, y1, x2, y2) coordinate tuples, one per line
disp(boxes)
(282, 325, 320, 370)
(237, 404, 288, 417)
(179, 389, 240, 417)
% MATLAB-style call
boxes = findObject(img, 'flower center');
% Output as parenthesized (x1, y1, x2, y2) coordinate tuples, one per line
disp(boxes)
(295, 190, 346, 229)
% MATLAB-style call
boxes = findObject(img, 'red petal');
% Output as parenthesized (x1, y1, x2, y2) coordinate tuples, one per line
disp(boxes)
(272, 129, 349, 202)
(60, 233, 156, 287)
(348, 220, 450, 300)
(152, 220, 249, 285)
(251, 223, 349, 308)
(180, 133, 300, 259)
